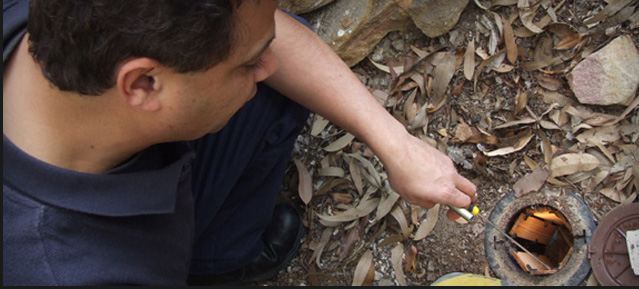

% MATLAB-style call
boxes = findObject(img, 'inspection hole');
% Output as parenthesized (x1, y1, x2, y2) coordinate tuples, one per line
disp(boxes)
(506, 205, 574, 275)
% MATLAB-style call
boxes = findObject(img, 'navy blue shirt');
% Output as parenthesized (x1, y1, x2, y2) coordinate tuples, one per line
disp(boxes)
(3, 0, 196, 285)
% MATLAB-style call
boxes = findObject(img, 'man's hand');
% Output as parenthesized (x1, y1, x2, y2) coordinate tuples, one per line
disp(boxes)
(378, 132, 477, 221)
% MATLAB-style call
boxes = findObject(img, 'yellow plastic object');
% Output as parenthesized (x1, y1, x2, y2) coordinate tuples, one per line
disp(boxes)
(469, 204, 480, 216)
(431, 272, 514, 286)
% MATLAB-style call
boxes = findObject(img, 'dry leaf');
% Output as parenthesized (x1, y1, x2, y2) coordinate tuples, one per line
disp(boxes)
(317, 193, 379, 224)
(316, 178, 350, 196)
(339, 227, 360, 261)
(408, 102, 429, 130)
(352, 250, 375, 286)
(537, 129, 554, 168)
(318, 166, 345, 178)
(294, 159, 313, 205)
(513, 168, 550, 197)
(347, 153, 382, 188)
(484, 130, 534, 157)
(524, 154, 539, 170)
(474, 50, 505, 91)
(390, 205, 411, 240)
(473, 0, 491, 10)
(311, 114, 330, 136)
(584, 0, 636, 25)
(413, 204, 440, 241)
(454, 119, 475, 143)
(464, 37, 476, 80)
(431, 52, 457, 109)
(555, 33, 585, 50)
(503, 16, 518, 63)
(599, 187, 623, 203)
(535, 74, 563, 91)
(514, 90, 529, 116)
(391, 243, 407, 286)
(330, 192, 354, 204)
(376, 188, 401, 222)
(348, 157, 364, 196)
(311, 227, 333, 268)
(323, 133, 355, 152)
(576, 126, 621, 146)
(369, 58, 404, 74)
(404, 245, 418, 273)
(550, 153, 600, 177)
(518, 0, 544, 34)
(493, 0, 518, 7)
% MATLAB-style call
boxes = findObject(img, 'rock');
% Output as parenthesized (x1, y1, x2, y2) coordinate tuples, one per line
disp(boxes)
(279, 0, 335, 15)
(303, 0, 413, 67)
(567, 35, 639, 106)
(289, 0, 473, 67)
(408, 0, 469, 38)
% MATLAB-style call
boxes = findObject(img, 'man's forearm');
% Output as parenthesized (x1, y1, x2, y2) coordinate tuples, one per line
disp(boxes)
(265, 10, 407, 161)
(265, 10, 476, 211)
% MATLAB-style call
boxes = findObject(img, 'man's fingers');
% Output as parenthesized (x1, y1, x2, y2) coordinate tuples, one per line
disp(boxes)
(456, 174, 477, 196)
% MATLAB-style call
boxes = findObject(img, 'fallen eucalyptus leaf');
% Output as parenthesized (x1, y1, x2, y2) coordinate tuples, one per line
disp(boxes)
(599, 187, 623, 203)
(464, 37, 476, 80)
(376, 188, 401, 222)
(391, 243, 407, 286)
(550, 153, 600, 177)
(311, 114, 330, 136)
(413, 204, 440, 241)
(390, 205, 411, 240)
(294, 159, 313, 205)
(484, 130, 534, 157)
(316, 194, 379, 224)
(352, 250, 375, 286)
(503, 16, 518, 63)
(513, 168, 550, 197)
(323, 133, 355, 152)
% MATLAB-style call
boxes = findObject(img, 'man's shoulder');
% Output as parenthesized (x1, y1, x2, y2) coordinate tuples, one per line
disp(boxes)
(3, 0, 28, 62)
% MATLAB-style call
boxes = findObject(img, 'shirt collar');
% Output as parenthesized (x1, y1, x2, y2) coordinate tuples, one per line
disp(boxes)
(3, 134, 194, 217)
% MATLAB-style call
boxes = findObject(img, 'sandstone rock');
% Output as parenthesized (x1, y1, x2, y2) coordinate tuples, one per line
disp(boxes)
(408, 0, 469, 38)
(303, 0, 413, 67)
(279, 0, 335, 15)
(567, 35, 639, 106)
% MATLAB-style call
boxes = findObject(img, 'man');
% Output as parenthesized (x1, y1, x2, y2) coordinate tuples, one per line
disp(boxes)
(3, 0, 477, 285)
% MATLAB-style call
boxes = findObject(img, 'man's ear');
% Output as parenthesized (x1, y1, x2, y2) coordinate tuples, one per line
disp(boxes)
(116, 58, 164, 112)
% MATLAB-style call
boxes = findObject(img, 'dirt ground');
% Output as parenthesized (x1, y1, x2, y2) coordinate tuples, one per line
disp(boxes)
(257, 1, 638, 286)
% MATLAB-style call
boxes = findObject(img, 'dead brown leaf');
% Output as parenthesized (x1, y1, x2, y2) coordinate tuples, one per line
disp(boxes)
(464, 37, 476, 80)
(550, 153, 600, 177)
(503, 15, 518, 63)
(352, 250, 375, 286)
(413, 204, 440, 241)
(391, 243, 407, 286)
(513, 168, 550, 197)
(294, 159, 313, 205)
(431, 52, 457, 111)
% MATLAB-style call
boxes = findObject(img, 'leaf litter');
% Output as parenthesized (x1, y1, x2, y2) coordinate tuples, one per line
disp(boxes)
(261, 0, 639, 286)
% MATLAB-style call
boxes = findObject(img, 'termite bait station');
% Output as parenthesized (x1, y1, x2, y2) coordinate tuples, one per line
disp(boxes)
(484, 189, 596, 286)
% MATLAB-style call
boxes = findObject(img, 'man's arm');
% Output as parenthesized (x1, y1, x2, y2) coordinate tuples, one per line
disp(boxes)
(265, 10, 476, 215)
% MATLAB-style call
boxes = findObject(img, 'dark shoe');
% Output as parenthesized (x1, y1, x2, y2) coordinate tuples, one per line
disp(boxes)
(188, 203, 306, 286)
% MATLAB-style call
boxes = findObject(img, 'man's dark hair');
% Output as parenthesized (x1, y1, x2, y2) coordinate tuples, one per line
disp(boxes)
(27, 0, 240, 95)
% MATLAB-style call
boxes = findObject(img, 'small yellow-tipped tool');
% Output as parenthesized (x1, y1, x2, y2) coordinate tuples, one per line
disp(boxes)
(449, 203, 479, 221)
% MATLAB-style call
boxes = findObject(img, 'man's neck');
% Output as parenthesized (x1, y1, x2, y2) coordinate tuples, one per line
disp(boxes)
(3, 36, 151, 173)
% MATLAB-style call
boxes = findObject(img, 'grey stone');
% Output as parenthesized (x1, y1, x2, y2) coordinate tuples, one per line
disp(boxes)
(304, 0, 413, 67)
(408, 0, 469, 38)
(567, 35, 639, 106)
(286, 0, 473, 67)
